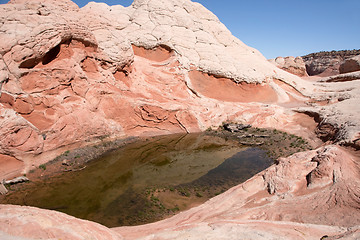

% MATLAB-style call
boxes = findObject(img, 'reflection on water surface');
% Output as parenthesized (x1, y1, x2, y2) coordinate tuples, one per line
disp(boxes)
(2, 133, 272, 227)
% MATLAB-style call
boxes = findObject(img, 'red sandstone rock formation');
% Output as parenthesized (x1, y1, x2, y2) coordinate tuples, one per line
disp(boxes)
(340, 55, 360, 74)
(269, 56, 308, 77)
(302, 49, 360, 76)
(0, 0, 327, 177)
(0, 204, 124, 240)
(0, 0, 359, 239)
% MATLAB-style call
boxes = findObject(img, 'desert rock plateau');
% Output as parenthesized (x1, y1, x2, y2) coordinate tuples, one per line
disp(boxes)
(0, 0, 359, 239)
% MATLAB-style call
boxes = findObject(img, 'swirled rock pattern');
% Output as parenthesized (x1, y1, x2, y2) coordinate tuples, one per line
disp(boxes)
(0, 0, 322, 176)
(0, 0, 359, 239)
(81, 0, 280, 83)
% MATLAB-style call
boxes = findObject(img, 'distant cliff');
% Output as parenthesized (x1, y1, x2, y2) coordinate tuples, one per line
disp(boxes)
(302, 49, 360, 76)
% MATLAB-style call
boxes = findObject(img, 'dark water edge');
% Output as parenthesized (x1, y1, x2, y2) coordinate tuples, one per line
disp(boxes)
(1, 132, 275, 227)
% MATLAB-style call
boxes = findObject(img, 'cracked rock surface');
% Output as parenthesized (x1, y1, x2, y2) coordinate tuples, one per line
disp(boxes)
(0, 0, 359, 239)
(0, 0, 326, 176)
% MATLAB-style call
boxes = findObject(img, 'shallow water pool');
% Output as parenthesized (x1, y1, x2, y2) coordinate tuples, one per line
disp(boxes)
(1, 133, 273, 227)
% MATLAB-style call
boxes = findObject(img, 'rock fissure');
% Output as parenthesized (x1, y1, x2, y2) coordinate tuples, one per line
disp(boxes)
(129, 124, 171, 132)
(175, 114, 189, 133)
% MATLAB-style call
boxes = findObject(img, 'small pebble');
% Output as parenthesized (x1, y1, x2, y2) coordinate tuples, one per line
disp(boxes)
(62, 159, 70, 166)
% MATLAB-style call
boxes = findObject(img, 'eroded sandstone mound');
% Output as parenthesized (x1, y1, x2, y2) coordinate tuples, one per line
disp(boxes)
(302, 49, 360, 76)
(269, 56, 308, 77)
(340, 55, 360, 74)
(0, 204, 124, 240)
(0, 0, 326, 177)
(0, 0, 360, 239)
(270, 51, 360, 150)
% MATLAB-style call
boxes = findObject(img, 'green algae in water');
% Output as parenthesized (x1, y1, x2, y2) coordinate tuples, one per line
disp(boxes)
(2, 133, 273, 227)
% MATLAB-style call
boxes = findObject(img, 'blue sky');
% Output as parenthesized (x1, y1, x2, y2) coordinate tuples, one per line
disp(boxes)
(1, 0, 359, 59)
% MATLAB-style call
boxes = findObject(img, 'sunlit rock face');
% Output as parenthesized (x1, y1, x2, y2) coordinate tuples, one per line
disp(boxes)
(0, 204, 124, 240)
(301, 49, 360, 76)
(0, 0, 359, 239)
(0, 0, 323, 176)
(340, 55, 360, 74)
(269, 56, 308, 77)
